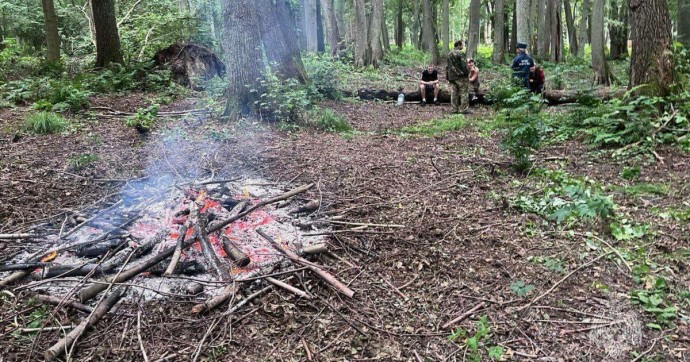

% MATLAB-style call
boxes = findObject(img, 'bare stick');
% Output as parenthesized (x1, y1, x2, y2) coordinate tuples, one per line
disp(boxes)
(379, 274, 409, 301)
(266, 277, 311, 299)
(588, 234, 632, 273)
(222, 236, 250, 267)
(225, 285, 272, 315)
(20, 326, 74, 333)
(198, 217, 228, 280)
(0, 233, 35, 239)
(61, 200, 124, 240)
(0, 262, 52, 272)
(442, 302, 486, 329)
(44, 287, 127, 361)
(34, 294, 93, 314)
(191, 283, 241, 314)
(257, 229, 355, 298)
(137, 309, 149, 362)
(302, 338, 313, 361)
(302, 243, 328, 255)
(164, 224, 188, 276)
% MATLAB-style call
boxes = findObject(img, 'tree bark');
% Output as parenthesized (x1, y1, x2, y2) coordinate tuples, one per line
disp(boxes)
(577, 0, 590, 56)
(516, 0, 531, 45)
(353, 0, 369, 67)
(442, 0, 450, 55)
(422, 0, 440, 64)
(563, 0, 578, 56)
(467, 0, 481, 59)
(222, 0, 263, 118)
(510, 0, 518, 50)
(680, 0, 690, 47)
(41, 0, 60, 62)
(92, 0, 123, 68)
(316, 0, 325, 52)
(493, 0, 506, 63)
(321, 0, 342, 57)
(411, 0, 421, 49)
(549, 0, 562, 62)
(609, 0, 629, 59)
(591, 0, 612, 84)
(629, 0, 673, 96)
(537, 0, 551, 59)
(302, 0, 318, 52)
(381, 12, 390, 51)
(395, 0, 404, 48)
(369, 0, 384, 67)
(256, 0, 308, 83)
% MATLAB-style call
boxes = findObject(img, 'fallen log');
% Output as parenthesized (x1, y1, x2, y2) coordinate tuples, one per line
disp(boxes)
(191, 283, 242, 314)
(222, 236, 250, 267)
(0, 262, 52, 272)
(198, 216, 228, 280)
(44, 287, 127, 361)
(257, 229, 355, 298)
(355, 87, 625, 105)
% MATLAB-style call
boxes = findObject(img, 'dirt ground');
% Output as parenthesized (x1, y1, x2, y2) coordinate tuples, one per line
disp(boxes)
(1, 92, 688, 361)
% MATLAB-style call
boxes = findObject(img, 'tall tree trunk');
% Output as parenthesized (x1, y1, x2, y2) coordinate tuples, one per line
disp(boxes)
(255, 0, 308, 83)
(549, 0, 562, 61)
(563, 0, 578, 56)
(493, 0, 506, 62)
(422, 0, 440, 64)
(222, 0, 262, 118)
(411, 0, 421, 49)
(369, 0, 384, 67)
(92, 0, 123, 68)
(591, 0, 612, 84)
(381, 13, 390, 51)
(629, 0, 673, 96)
(321, 0, 342, 57)
(395, 0, 404, 48)
(537, 0, 551, 59)
(41, 0, 60, 62)
(317, 0, 325, 52)
(577, 0, 590, 56)
(303, 0, 318, 52)
(530, 0, 539, 49)
(353, 0, 369, 66)
(442, 0, 450, 55)
(510, 0, 518, 50)
(609, 0, 629, 59)
(516, 0, 531, 45)
(467, 0, 481, 59)
(680, 0, 690, 47)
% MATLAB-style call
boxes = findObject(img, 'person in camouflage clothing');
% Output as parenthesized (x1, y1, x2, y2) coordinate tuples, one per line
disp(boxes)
(446, 40, 471, 114)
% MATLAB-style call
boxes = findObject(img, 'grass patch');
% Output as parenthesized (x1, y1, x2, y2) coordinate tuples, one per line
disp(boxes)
(399, 115, 470, 136)
(23, 111, 68, 134)
(307, 107, 353, 133)
(620, 183, 670, 196)
(68, 153, 99, 168)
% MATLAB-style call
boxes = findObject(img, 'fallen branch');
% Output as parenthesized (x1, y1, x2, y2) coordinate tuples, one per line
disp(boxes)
(442, 302, 486, 329)
(164, 224, 188, 276)
(192, 283, 241, 314)
(20, 325, 74, 334)
(257, 229, 355, 298)
(222, 236, 250, 267)
(266, 277, 311, 299)
(34, 294, 93, 314)
(0, 262, 52, 272)
(44, 287, 127, 361)
(0, 233, 35, 239)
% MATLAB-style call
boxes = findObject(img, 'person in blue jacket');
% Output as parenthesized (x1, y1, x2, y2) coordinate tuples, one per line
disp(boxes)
(511, 42, 534, 88)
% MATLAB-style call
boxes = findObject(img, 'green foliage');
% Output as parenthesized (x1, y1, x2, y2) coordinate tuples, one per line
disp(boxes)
(68, 153, 99, 168)
(307, 107, 352, 133)
(610, 221, 647, 241)
(496, 89, 547, 172)
(621, 182, 669, 196)
(399, 115, 470, 136)
(303, 54, 342, 99)
(383, 46, 429, 67)
(630, 278, 678, 328)
(447, 316, 502, 362)
(620, 166, 641, 180)
(512, 169, 616, 226)
(125, 104, 160, 132)
(252, 69, 311, 123)
(509, 280, 535, 297)
(23, 111, 68, 134)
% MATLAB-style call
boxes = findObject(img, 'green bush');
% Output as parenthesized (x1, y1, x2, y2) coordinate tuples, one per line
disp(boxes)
(23, 111, 68, 134)
(252, 69, 310, 123)
(303, 54, 341, 99)
(307, 107, 352, 133)
(125, 104, 160, 132)
(383, 46, 429, 67)
(497, 89, 547, 172)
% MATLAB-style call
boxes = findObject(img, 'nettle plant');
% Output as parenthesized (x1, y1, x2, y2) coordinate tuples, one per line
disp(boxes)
(496, 89, 548, 172)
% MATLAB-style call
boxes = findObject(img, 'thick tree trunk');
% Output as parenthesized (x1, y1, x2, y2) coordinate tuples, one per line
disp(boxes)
(303, 0, 318, 52)
(41, 0, 60, 62)
(411, 0, 421, 49)
(537, 0, 550, 59)
(317, 0, 325, 52)
(629, 0, 673, 96)
(680, 0, 690, 47)
(353, 0, 369, 67)
(563, 0, 578, 57)
(467, 0, 481, 59)
(493, 0, 506, 63)
(369, 0, 384, 67)
(516, 0, 531, 45)
(421, 0, 440, 64)
(256, 0, 308, 83)
(591, 0, 612, 84)
(577, 0, 590, 56)
(395, 0, 404, 49)
(92, 0, 123, 68)
(609, 0, 629, 59)
(442, 0, 450, 55)
(222, 0, 262, 118)
(321, 0, 342, 57)
(549, 0, 562, 62)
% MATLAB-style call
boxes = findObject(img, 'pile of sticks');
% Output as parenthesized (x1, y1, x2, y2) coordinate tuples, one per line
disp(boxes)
(0, 182, 355, 360)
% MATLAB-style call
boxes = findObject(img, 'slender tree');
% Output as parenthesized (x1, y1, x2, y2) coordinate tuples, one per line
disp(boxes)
(577, 0, 590, 56)
(629, 0, 673, 95)
(493, 0, 506, 63)
(442, 0, 450, 55)
(411, 0, 421, 49)
(92, 0, 123, 68)
(549, 0, 562, 61)
(680, 0, 690, 47)
(41, 0, 60, 62)
(422, 0, 440, 64)
(395, 0, 404, 49)
(222, 0, 262, 117)
(510, 0, 518, 50)
(320, 0, 342, 57)
(369, 0, 384, 67)
(591, 0, 612, 84)
(303, 0, 318, 52)
(467, 0, 481, 59)
(537, 0, 551, 59)
(609, 0, 629, 59)
(563, 0, 578, 56)
(353, 0, 369, 66)
(516, 0, 531, 45)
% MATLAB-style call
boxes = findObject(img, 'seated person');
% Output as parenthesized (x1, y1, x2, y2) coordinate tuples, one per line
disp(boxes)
(419, 63, 440, 105)
(468, 59, 480, 95)
(529, 64, 545, 94)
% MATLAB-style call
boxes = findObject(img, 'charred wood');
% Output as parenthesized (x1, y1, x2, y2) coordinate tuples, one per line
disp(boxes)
(221, 236, 250, 267)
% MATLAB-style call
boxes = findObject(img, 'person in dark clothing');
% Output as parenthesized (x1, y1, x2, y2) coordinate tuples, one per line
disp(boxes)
(529, 64, 545, 93)
(419, 64, 440, 105)
(511, 42, 534, 88)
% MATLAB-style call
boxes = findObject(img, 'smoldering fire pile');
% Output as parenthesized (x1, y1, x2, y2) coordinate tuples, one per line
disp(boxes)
(0, 179, 355, 360)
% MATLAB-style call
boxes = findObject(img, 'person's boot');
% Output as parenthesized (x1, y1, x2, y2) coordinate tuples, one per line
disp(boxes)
(420, 99, 427, 107)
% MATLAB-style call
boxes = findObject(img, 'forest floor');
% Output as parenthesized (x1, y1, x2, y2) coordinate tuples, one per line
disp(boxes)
(1, 67, 689, 361)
